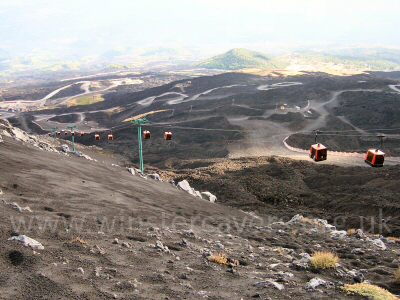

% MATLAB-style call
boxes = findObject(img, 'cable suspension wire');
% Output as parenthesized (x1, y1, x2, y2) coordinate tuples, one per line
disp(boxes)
(66, 117, 400, 138)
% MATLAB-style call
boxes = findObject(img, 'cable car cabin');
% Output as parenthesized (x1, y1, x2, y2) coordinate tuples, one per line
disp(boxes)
(57, 132, 61, 135)
(164, 131, 172, 140)
(48, 133, 51, 136)
(80, 132, 84, 136)
(143, 130, 151, 139)
(365, 149, 385, 167)
(95, 134, 100, 140)
(71, 132, 75, 136)
(309, 143, 327, 161)
(64, 131, 68, 135)
(108, 134, 113, 140)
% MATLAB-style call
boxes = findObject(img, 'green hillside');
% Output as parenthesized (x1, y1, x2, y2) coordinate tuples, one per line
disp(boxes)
(193, 48, 289, 70)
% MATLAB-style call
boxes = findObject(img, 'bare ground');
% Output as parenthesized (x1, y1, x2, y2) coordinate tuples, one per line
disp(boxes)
(1, 136, 400, 299)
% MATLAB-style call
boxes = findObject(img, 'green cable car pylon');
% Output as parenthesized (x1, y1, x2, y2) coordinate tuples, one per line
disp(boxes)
(68, 125, 76, 152)
(50, 126, 58, 137)
(130, 117, 148, 173)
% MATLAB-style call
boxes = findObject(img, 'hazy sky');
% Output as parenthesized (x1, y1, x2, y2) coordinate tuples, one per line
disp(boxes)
(1, 0, 399, 56)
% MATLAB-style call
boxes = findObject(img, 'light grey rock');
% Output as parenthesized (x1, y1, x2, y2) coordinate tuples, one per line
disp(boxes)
(199, 248, 211, 257)
(305, 277, 327, 290)
(201, 192, 217, 203)
(324, 224, 336, 231)
(155, 240, 164, 249)
(9, 202, 32, 213)
(286, 214, 303, 225)
(253, 281, 267, 287)
(291, 261, 310, 270)
(22, 206, 32, 212)
(149, 174, 160, 180)
(215, 243, 224, 249)
(299, 253, 312, 263)
(90, 245, 105, 255)
(351, 248, 365, 255)
(254, 280, 285, 290)
(166, 180, 175, 186)
(355, 229, 366, 239)
(7, 235, 44, 250)
(77, 267, 84, 274)
(60, 144, 69, 153)
(177, 180, 202, 198)
(372, 239, 386, 250)
(267, 280, 285, 291)
(184, 229, 195, 236)
(128, 168, 135, 175)
(277, 271, 294, 277)
(155, 240, 170, 253)
(330, 230, 347, 239)
(194, 190, 202, 198)
(10, 202, 22, 212)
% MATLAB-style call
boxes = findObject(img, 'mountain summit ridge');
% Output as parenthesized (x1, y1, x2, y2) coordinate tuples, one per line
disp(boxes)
(193, 48, 289, 70)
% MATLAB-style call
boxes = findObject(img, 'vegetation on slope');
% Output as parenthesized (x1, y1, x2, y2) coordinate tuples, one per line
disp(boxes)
(193, 48, 289, 70)
(66, 94, 104, 107)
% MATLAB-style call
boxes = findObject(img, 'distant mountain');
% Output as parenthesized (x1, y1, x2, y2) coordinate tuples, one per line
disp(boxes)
(277, 51, 400, 71)
(140, 46, 191, 57)
(100, 50, 124, 58)
(193, 48, 289, 70)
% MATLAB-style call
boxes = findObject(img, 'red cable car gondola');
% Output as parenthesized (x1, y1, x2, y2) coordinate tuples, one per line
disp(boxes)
(143, 130, 151, 139)
(64, 131, 68, 135)
(95, 134, 100, 140)
(71, 132, 75, 136)
(57, 131, 61, 135)
(80, 132, 84, 136)
(108, 134, 113, 140)
(48, 133, 51, 136)
(309, 143, 327, 161)
(164, 131, 172, 140)
(365, 149, 385, 167)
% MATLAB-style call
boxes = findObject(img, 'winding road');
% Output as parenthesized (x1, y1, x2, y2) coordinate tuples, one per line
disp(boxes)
(227, 87, 399, 167)
(2, 79, 400, 167)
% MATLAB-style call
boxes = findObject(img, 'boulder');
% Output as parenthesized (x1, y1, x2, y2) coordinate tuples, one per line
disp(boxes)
(177, 180, 202, 198)
(201, 192, 217, 203)
(305, 277, 327, 290)
(8, 235, 44, 250)
(372, 239, 386, 250)
(286, 214, 303, 225)
(60, 144, 69, 153)
(149, 174, 160, 180)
